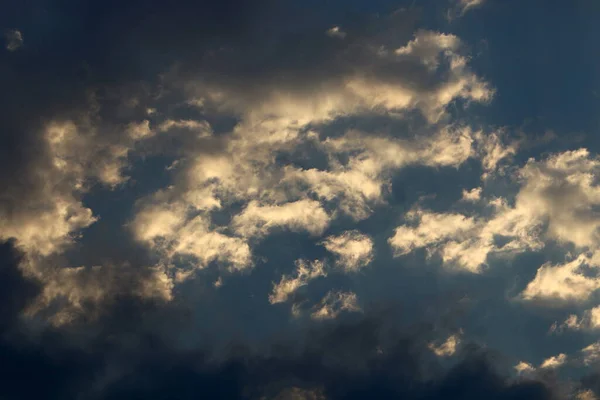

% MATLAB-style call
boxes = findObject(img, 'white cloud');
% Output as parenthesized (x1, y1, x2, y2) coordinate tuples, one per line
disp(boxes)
(45, 120, 152, 188)
(388, 198, 544, 272)
(321, 231, 374, 272)
(0, 196, 97, 257)
(514, 361, 535, 375)
(539, 353, 567, 369)
(429, 334, 461, 357)
(157, 119, 212, 137)
(270, 259, 327, 304)
(473, 129, 519, 179)
(562, 314, 584, 331)
(127, 120, 154, 140)
(395, 31, 461, 70)
(25, 263, 173, 326)
(128, 28, 494, 282)
(281, 126, 475, 221)
(511, 148, 600, 304)
(389, 209, 491, 271)
(1, 18, 505, 331)
(584, 306, 600, 328)
(515, 149, 600, 248)
(172, 216, 252, 271)
(461, 187, 482, 202)
(388, 148, 600, 281)
(131, 200, 252, 274)
(311, 290, 361, 320)
(582, 342, 600, 365)
(0, 111, 192, 324)
(521, 255, 600, 303)
(389, 209, 477, 256)
(0, 121, 123, 256)
(560, 306, 600, 331)
(188, 30, 492, 124)
(131, 201, 187, 245)
(233, 200, 331, 238)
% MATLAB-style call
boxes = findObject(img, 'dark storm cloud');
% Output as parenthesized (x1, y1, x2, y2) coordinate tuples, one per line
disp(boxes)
(0, 240, 97, 399)
(0, 240, 41, 331)
(0, 270, 563, 400)
(0, 240, 566, 399)
(96, 319, 559, 400)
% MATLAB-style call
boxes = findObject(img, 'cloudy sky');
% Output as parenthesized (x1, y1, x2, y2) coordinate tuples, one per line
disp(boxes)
(2, 0, 600, 399)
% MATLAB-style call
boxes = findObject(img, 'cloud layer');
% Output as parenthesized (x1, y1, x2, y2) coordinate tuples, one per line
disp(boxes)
(1, 0, 600, 398)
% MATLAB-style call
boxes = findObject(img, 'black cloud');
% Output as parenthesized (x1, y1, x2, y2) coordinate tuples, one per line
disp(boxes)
(0, 245, 563, 399)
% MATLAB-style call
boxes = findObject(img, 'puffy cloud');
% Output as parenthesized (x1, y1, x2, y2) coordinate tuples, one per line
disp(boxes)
(515, 149, 600, 248)
(1, 113, 172, 256)
(583, 342, 600, 366)
(127, 26, 494, 279)
(562, 314, 585, 331)
(0, 0, 596, 396)
(388, 196, 547, 272)
(395, 31, 461, 70)
(321, 231, 374, 272)
(521, 255, 600, 303)
(282, 125, 475, 220)
(45, 119, 157, 188)
(388, 207, 499, 272)
(389, 148, 600, 282)
(461, 187, 482, 202)
(131, 201, 188, 245)
(172, 216, 252, 271)
(233, 200, 331, 238)
(270, 259, 327, 304)
(156, 119, 212, 137)
(560, 306, 600, 331)
(584, 306, 600, 328)
(0, 120, 110, 256)
(389, 209, 477, 257)
(514, 155, 600, 304)
(514, 361, 536, 375)
(183, 29, 492, 124)
(429, 334, 461, 357)
(26, 263, 174, 326)
(539, 353, 567, 369)
(0, 195, 96, 257)
(0, 88, 185, 324)
(310, 290, 361, 320)
(131, 199, 252, 274)
(473, 129, 519, 179)
(127, 120, 154, 140)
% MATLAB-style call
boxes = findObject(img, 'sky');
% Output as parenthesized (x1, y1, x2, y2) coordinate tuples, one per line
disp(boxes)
(1, 0, 600, 399)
